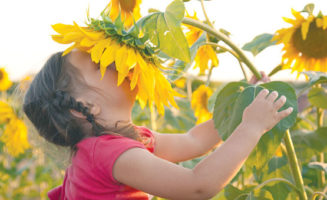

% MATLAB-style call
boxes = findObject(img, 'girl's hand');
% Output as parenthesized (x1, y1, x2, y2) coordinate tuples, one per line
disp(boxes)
(241, 89, 293, 136)
(249, 71, 270, 84)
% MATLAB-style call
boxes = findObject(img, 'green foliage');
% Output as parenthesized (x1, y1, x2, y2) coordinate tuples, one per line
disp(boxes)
(213, 81, 298, 171)
(242, 33, 276, 56)
(308, 87, 327, 109)
(133, 0, 191, 63)
(168, 33, 207, 81)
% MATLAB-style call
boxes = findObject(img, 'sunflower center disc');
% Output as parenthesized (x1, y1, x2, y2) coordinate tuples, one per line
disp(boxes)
(120, 0, 137, 13)
(292, 21, 327, 58)
(0, 71, 3, 80)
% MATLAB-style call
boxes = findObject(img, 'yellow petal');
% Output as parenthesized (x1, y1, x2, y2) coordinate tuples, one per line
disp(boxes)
(51, 23, 75, 34)
(301, 20, 310, 40)
(323, 16, 327, 30)
(100, 42, 119, 79)
(51, 35, 72, 44)
(130, 64, 140, 90)
(126, 48, 137, 70)
(62, 43, 77, 56)
(91, 39, 111, 64)
(116, 46, 130, 86)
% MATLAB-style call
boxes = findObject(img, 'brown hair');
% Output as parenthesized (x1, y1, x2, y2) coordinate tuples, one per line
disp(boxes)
(23, 51, 141, 158)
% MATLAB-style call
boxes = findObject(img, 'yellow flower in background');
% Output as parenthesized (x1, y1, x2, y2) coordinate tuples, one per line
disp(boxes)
(0, 117, 30, 157)
(105, 0, 142, 28)
(0, 68, 12, 91)
(52, 17, 185, 116)
(0, 101, 15, 124)
(272, 9, 327, 74)
(194, 45, 219, 74)
(191, 84, 213, 124)
(173, 77, 186, 88)
(184, 11, 219, 75)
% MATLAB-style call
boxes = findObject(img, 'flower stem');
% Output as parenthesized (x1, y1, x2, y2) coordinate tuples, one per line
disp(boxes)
(182, 17, 262, 80)
(200, 0, 214, 28)
(268, 64, 283, 77)
(317, 107, 325, 188)
(206, 65, 214, 86)
(284, 129, 308, 200)
(205, 42, 248, 81)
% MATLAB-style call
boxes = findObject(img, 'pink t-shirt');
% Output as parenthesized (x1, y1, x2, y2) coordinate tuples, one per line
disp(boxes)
(48, 125, 155, 200)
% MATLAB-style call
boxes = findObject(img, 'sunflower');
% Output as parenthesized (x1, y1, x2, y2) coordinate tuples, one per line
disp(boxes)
(0, 100, 15, 124)
(0, 117, 30, 157)
(272, 9, 327, 74)
(191, 84, 213, 124)
(105, 0, 142, 28)
(184, 11, 219, 75)
(0, 68, 12, 91)
(173, 77, 186, 88)
(52, 11, 184, 116)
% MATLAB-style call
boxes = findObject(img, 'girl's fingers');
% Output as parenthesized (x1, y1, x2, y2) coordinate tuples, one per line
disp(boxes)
(256, 89, 269, 99)
(277, 107, 293, 119)
(274, 95, 286, 110)
(266, 91, 279, 102)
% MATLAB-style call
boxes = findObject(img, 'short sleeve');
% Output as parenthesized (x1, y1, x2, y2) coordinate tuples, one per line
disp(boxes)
(93, 135, 147, 185)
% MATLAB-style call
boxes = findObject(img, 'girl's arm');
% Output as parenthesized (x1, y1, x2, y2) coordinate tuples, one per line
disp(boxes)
(113, 89, 293, 199)
(151, 119, 222, 163)
(151, 71, 271, 163)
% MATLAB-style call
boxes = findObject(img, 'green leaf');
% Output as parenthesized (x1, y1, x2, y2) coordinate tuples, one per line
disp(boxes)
(308, 162, 327, 173)
(302, 3, 315, 15)
(307, 87, 327, 109)
(302, 71, 327, 87)
(165, 0, 185, 21)
(264, 182, 291, 200)
(132, 0, 190, 62)
(168, 33, 206, 81)
(242, 33, 276, 56)
(268, 156, 288, 174)
(213, 81, 250, 140)
(213, 81, 298, 171)
(292, 128, 327, 153)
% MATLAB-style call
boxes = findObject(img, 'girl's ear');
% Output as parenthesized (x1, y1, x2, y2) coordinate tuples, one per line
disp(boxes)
(70, 98, 101, 119)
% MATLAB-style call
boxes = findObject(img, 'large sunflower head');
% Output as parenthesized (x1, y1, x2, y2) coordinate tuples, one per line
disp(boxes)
(51, 4, 185, 116)
(184, 11, 219, 75)
(191, 84, 213, 124)
(0, 68, 12, 91)
(272, 8, 327, 74)
(104, 0, 142, 28)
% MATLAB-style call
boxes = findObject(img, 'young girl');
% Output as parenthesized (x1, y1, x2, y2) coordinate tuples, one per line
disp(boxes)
(23, 49, 293, 200)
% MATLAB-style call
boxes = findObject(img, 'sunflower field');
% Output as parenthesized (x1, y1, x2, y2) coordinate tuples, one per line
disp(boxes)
(1, 0, 327, 199)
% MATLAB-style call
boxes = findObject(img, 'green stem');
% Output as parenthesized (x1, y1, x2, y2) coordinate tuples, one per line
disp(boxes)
(205, 42, 248, 81)
(200, 0, 214, 28)
(311, 192, 327, 200)
(182, 17, 262, 80)
(317, 107, 325, 188)
(186, 75, 193, 102)
(268, 64, 283, 77)
(253, 178, 300, 194)
(284, 129, 308, 200)
(206, 65, 214, 86)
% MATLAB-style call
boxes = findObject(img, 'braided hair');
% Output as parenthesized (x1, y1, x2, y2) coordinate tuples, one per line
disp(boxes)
(23, 51, 138, 156)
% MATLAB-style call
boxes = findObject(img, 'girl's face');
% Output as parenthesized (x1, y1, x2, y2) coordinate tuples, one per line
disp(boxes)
(68, 49, 138, 110)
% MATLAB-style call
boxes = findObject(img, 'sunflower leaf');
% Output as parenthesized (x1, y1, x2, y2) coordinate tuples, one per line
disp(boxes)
(132, 0, 190, 63)
(308, 87, 327, 109)
(168, 33, 207, 81)
(302, 3, 315, 15)
(165, 0, 185, 22)
(213, 81, 298, 171)
(302, 71, 327, 87)
(242, 33, 276, 56)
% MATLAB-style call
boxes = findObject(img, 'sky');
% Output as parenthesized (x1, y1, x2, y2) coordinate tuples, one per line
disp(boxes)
(0, 0, 326, 82)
